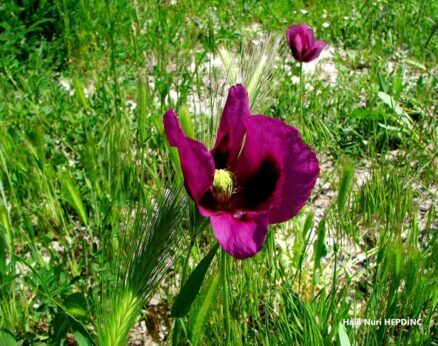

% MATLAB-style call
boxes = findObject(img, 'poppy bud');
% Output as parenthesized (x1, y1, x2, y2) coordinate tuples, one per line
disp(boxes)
(286, 24, 326, 63)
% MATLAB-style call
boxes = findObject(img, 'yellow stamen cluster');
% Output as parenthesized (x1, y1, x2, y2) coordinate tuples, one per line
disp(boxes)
(213, 169, 235, 201)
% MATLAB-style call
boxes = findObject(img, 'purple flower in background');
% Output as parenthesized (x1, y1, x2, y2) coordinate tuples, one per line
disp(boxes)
(286, 24, 326, 62)
(164, 84, 319, 259)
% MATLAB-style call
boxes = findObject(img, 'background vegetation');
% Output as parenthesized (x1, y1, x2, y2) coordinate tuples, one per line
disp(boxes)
(0, 0, 436, 345)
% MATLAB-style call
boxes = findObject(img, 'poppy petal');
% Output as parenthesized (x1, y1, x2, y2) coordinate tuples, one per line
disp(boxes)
(236, 115, 319, 223)
(287, 27, 303, 61)
(212, 84, 250, 170)
(164, 109, 215, 202)
(302, 40, 326, 62)
(286, 25, 303, 47)
(210, 211, 269, 259)
(301, 23, 315, 47)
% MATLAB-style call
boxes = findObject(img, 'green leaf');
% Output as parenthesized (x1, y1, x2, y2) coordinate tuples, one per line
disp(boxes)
(73, 330, 93, 346)
(377, 123, 401, 132)
(64, 292, 88, 318)
(0, 328, 16, 346)
(73, 78, 89, 110)
(338, 322, 351, 346)
(303, 211, 314, 239)
(377, 91, 403, 116)
(314, 219, 327, 270)
(337, 158, 355, 214)
(351, 108, 382, 120)
(59, 172, 88, 226)
(0, 224, 6, 275)
(292, 213, 314, 268)
(189, 272, 221, 346)
(406, 59, 427, 71)
(179, 106, 195, 139)
(171, 244, 219, 317)
(51, 311, 71, 342)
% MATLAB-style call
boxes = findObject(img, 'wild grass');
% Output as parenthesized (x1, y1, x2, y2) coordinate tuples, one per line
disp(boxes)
(0, 0, 437, 345)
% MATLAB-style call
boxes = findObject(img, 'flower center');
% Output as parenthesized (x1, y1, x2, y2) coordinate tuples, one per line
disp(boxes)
(213, 169, 235, 201)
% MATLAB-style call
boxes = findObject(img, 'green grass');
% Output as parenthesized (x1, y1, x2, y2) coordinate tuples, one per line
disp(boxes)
(0, 0, 437, 345)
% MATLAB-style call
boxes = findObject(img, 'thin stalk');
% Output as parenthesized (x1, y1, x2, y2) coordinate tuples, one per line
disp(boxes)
(0, 177, 12, 254)
(415, 0, 427, 26)
(220, 250, 231, 345)
(299, 61, 304, 120)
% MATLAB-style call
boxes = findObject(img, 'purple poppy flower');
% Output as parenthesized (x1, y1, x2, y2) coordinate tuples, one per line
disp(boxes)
(286, 24, 326, 63)
(164, 84, 319, 259)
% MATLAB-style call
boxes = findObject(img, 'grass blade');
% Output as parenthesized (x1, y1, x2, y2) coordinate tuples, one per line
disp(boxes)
(171, 244, 219, 318)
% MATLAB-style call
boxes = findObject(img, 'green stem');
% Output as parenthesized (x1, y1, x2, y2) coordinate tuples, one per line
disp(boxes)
(220, 250, 231, 345)
(299, 61, 304, 119)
